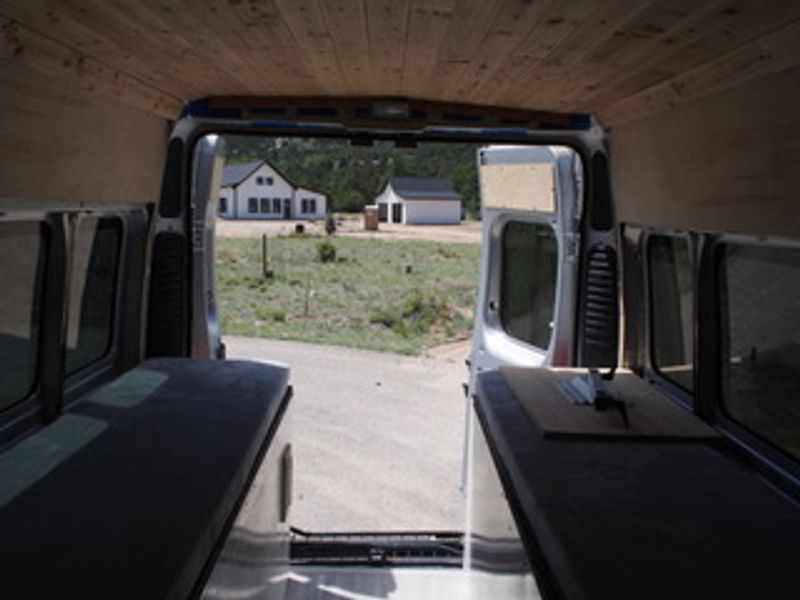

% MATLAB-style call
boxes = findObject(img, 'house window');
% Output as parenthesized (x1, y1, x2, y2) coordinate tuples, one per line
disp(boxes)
(256, 176, 263, 185)
(500, 221, 558, 350)
(65, 218, 122, 375)
(301, 199, 309, 213)
(720, 242, 800, 460)
(266, 177, 274, 185)
(0, 222, 46, 411)
(219, 197, 227, 214)
(260, 198, 270, 213)
(309, 198, 317, 213)
(272, 198, 281, 214)
(248, 198, 258, 213)
(392, 203, 402, 223)
(649, 235, 694, 392)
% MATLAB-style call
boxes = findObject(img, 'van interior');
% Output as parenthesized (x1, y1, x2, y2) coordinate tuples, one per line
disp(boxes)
(1, 2, 800, 599)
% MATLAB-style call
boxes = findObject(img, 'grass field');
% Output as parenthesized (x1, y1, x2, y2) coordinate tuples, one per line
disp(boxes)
(216, 235, 480, 355)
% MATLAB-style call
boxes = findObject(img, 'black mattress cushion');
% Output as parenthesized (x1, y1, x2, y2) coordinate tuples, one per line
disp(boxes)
(0, 358, 290, 600)
(475, 369, 800, 600)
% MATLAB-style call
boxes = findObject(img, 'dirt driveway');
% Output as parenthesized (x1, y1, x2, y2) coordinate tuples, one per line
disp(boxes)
(216, 216, 481, 244)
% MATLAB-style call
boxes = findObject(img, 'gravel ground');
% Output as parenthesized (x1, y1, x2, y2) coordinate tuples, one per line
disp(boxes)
(225, 335, 470, 532)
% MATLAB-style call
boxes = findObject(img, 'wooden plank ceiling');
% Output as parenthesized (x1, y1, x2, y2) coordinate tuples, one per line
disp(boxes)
(1, 0, 799, 125)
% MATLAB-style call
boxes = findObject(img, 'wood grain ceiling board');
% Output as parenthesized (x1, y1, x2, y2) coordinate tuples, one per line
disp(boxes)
(585, 0, 800, 114)
(318, 0, 371, 95)
(477, 0, 640, 107)
(400, 0, 458, 99)
(1, 0, 798, 125)
(417, 0, 502, 100)
(365, 0, 409, 96)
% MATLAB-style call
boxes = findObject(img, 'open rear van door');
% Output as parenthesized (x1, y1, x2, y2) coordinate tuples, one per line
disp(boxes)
(469, 145, 584, 382)
(464, 142, 620, 591)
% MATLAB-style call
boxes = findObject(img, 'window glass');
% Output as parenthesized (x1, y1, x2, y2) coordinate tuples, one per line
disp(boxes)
(65, 218, 122, 375)
(721, 243, 800, 460)
(649, 235, 694, 391)
(500, 221, 558, 350)
(272, 198, 281, 213)
(310, 199, 317, 213)
(260, 198, 270, 213)
(219, 197, 227, 214)
(248, 198, 257, 213)
(0, 223, 46, 410)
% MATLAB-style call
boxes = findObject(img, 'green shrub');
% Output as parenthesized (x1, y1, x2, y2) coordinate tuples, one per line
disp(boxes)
(255, 308, 287, 322)
(369, 293, 452, 337)
(369, 306, 401, 329)
(325, 213, 337, 236)
(317, 240, 337, 263)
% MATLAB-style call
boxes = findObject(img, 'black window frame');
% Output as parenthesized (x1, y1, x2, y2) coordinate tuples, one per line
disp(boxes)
(248, 197, 258, 213)
(497, 218, 560, 353)
(63, 216, 124, 379)
(259, 198, 270, 214)
(645, 231, 696, 408)
(272, 198, 281, 213)
(0, 214, 68, 443)
(255, 176, 263, 185)
(711, 237, 800, 471)
(0, 220, 49, 417)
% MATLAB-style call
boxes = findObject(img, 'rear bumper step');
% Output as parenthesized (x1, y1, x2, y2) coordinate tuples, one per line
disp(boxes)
(290, 528, 463, 567)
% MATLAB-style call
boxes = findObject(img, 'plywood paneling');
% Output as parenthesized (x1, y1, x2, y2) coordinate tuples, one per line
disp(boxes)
(610, 67, 800, 236)
(0, 63, 167, 205)
(0, 0, 798, 125)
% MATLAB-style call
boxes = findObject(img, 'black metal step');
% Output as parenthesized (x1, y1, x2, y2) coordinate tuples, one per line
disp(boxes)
(290, 528, 463, 568)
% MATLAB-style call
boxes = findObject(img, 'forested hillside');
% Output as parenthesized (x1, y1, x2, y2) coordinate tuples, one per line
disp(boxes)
(223, 136, 481, 217)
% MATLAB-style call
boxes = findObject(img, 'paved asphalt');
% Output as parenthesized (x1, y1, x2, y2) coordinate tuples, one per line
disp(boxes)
(226, 336, 469, 532)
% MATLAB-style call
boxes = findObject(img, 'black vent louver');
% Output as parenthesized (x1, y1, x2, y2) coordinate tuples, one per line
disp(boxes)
(580, 244, 619, 367)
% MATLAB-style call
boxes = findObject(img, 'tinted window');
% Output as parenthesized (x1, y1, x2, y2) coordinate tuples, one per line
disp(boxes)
(500, 221, 558, 350)
(65, 218, 122, 375)
(0, 222, 46, 410)
(721, 243, 800, 460)
(649, 235, 694, 391)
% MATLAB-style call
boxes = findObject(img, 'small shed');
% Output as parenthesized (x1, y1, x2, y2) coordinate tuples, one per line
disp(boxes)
(374, 177, 462, 225)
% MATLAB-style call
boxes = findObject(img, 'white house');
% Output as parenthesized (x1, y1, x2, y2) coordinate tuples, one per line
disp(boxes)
(374, 177, 462, 225)
(218, 160, 326, 220)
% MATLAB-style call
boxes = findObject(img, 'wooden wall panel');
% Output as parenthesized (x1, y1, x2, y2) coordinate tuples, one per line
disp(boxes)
(609, 67, 800, 237)
(0, 14, 182, 118)
(0, 64, 167, 206)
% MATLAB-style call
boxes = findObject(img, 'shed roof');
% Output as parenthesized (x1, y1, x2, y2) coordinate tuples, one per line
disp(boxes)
(387, 177, 462, 201)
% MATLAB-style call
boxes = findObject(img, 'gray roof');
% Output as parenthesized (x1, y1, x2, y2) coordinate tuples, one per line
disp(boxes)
(388, 177, 462, 201)
(221, 160, 262, 187)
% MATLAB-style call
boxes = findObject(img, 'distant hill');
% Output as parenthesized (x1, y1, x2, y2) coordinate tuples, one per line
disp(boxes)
(223, 135, 481, 217)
